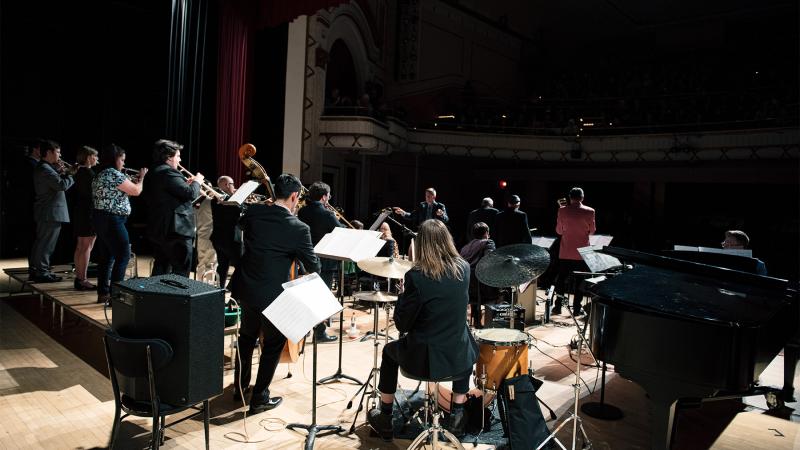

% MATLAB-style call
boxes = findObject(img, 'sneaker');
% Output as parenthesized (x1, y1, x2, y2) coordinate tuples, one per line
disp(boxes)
(367, 408, 393, 442)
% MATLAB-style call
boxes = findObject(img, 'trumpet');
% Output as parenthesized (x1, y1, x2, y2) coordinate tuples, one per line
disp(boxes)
(177, 164, 225, 202)
(57, 159, 79, 175)
(121, 167, 142, 182)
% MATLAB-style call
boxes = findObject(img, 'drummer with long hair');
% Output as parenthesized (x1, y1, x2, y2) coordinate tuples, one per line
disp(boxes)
(367, 219, 478, 441)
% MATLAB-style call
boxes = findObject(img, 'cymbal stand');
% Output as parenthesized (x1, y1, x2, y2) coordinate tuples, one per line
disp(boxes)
(361, 281, 394, 342)
(286, 332, 344, 449)
(536, 306, 592, 450)
(319, 260, 362, 386)
(347, 298, 391, 433)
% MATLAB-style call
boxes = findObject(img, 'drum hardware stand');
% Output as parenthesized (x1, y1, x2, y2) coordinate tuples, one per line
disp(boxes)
(361, 285, 395, 342)
(537, 306, 593, 450)
(347, 296, 393, 433)
(581, 361, 623, 420)
(286, 332, 344, 449)
(319, 260, 362, 386)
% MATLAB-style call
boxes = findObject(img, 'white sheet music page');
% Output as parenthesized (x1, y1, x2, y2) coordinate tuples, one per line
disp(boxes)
(531, 236, 557, 249)
(589, 234, 614, 247)
(314, 228, 385, 262)
(226, 180, 260, 204)
(262, 273, 343, 343)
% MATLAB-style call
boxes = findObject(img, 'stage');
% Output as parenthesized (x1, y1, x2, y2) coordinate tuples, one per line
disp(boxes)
(1, 257, 799, 449)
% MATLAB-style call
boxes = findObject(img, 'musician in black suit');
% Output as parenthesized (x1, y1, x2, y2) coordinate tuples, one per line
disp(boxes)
(367, 219, 478, 440)
(143, 139, 202, 277)
(210, 176, 242, 289)
(465, 197, 499, 242)
(296, 181, 341, 342)
(392, 187, 449, 230)
(493, 194, 532, 248)
(228, 174, 320, 414)
(30, 140, 74, 282)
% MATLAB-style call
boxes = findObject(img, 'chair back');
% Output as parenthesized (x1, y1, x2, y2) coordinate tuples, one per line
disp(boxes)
(104, 329, 173, 378)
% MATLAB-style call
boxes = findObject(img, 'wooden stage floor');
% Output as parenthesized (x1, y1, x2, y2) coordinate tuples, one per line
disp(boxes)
(1, 257, 799, 449)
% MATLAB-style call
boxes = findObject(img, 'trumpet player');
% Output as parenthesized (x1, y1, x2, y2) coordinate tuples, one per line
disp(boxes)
(143, 139, 203, 277)
(210, 176, 243, 289)
(72, 146, 99, 290)
(30, 140, 74, 283)
(92, 144, 148, 303)
(297, 181, 342, 342)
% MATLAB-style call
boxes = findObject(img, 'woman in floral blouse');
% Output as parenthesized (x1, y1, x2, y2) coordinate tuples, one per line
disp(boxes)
(91, 144, 147, 303)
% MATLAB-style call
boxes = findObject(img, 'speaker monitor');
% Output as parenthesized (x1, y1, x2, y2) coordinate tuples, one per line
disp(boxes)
(486, 303, 525, 331)
(112, 274, 225, 406)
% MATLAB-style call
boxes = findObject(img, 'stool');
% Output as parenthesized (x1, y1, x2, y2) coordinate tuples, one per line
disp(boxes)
(400, 367, 470, 450)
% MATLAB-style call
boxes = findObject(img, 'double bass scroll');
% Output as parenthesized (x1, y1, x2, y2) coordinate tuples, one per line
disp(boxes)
(238, 143, 276, 201)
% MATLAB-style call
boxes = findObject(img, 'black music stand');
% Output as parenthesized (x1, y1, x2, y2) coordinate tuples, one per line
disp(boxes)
(286, 331, 344, 449)
(318, 259, 362, 386)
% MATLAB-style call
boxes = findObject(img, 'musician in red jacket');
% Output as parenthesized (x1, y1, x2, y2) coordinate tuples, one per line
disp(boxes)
(553, 187, 595, 316)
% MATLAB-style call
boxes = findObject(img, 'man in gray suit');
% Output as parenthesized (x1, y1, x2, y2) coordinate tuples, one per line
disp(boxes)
(30, 140, 74, 282)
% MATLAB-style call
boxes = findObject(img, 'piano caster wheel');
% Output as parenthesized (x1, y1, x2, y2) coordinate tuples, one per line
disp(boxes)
(765, 392, 785, 410)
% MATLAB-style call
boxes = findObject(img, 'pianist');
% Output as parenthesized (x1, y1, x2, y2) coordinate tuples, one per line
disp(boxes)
(722, 230, 767, 275)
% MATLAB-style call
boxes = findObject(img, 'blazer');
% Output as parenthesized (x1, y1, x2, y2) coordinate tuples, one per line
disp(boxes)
(297, 200, 343, 272)
(210, 197, 243, 244)
(556, 203, 596, 260)
(144, 164, 201, 240)
(393, 260, 479, 380)
(494, 208, 531, 248)
(404, 201, 449, 229)
(33, 161, 74, 222)
(465, 206, 499, 241)
(228, 204, 321, 312)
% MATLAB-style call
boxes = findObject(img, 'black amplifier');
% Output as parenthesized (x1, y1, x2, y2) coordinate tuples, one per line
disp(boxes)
(486, 303, 525, 331)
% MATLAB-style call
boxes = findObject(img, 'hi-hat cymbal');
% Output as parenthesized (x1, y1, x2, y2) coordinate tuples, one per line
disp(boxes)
(353, 290, 398, 303)
(357, 257, 414, 279)
(476, 244, 551, 288)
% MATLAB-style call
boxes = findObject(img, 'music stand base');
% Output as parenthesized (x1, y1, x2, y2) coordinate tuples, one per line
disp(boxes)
(285, 423, 343, 450)
(581, 402, 623, 420)
(318, 369, 362, 385)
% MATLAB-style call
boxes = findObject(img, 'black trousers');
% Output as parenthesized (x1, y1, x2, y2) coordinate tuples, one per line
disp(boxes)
(377, 340, 469, 395)
(212, 239, 242, 289)
(151, 236, 193, 277)
(555, 259, 589, 313)
(234, 301, 286, 404)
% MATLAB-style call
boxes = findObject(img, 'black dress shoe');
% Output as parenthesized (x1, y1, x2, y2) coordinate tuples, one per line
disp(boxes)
(315, 332, 338, 343)
(32, 273, 62, 283)
(74, 279, 97, 291)
(248, 396, 283, 414)
(447, 406, 467, 438)
(97, 293, 111, 304)
(366, 408, 393, 442)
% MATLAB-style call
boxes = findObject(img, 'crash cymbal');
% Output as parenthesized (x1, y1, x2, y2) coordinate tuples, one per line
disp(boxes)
(476, 243, 551, 288)
(357, 257, 414, 279)
(353, 290, 398, 303)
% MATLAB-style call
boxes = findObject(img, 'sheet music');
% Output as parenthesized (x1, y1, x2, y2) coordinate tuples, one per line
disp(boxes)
(225, 180, 260, 205)
(589, 234, 614, 247)
(263, 273, 343, 343)
(578, 246, 623, 273)
(369, 210, 392, 231)
(673, 244, 752, 258)
(314, 227, 385, 262)
(531, 236, 557, 249)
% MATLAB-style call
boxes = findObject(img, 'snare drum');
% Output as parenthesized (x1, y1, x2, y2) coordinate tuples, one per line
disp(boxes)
(474, 328, 530, 391)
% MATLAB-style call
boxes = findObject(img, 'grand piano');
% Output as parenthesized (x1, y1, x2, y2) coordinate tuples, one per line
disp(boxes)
(587, 247, 799, 449)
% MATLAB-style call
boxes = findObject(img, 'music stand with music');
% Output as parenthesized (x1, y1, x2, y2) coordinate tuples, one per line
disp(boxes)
(264, 274, 344, 450)
(314, 228, 386, 385)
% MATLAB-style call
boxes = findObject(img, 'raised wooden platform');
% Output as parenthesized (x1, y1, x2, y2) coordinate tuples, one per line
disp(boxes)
(2, 257, 799, 449)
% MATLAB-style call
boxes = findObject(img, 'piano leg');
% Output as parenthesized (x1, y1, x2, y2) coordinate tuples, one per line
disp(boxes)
(650, 393, 678, 450)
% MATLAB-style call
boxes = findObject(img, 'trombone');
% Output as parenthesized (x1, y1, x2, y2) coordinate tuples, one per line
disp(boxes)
(296, 184, 355, 228)
(177, 164, 225, 202)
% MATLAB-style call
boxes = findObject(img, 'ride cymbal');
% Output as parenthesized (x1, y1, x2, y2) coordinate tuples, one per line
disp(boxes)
(476, 244, 551, 288)
(357, 257, 414, 279)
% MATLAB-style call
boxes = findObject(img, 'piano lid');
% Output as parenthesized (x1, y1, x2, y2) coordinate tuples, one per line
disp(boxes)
(589, 247, 793, 327)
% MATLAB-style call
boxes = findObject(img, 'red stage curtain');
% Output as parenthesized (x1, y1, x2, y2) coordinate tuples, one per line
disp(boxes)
(215, 0, 347, 184)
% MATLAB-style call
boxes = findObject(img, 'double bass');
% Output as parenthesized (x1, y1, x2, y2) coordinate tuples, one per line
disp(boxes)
(237, 143, 304, 365)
